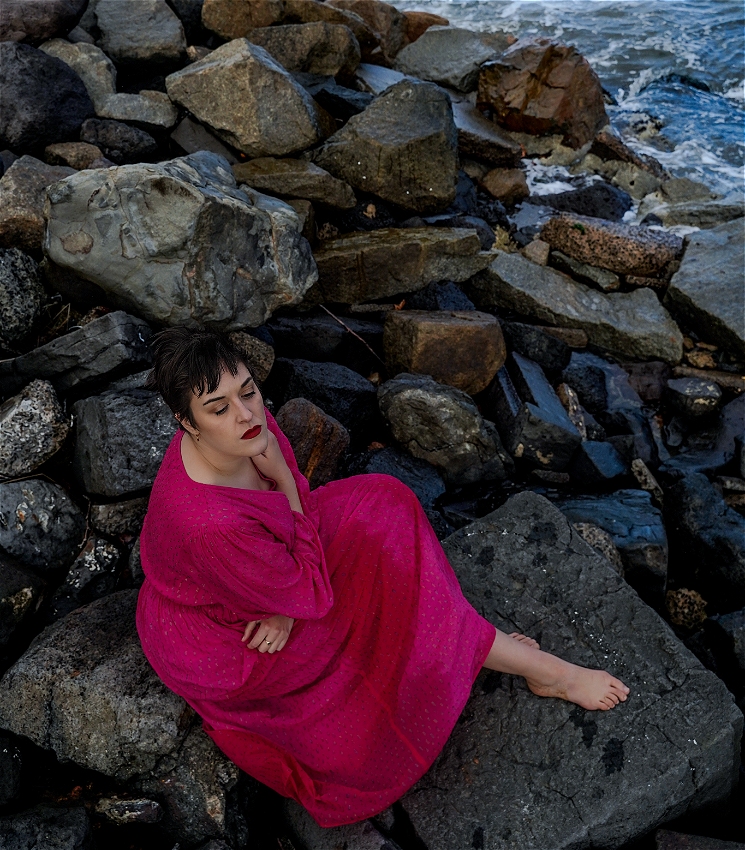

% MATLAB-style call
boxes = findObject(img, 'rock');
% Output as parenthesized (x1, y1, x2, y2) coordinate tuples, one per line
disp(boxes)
(541, 213, 684, 278)
(281, 0, 378, 59)
(48, 535, 121, 622)
(351, 447, 445, 509)
(570, 440, 627, 486)
(378, 372, 509, 487)
(44, 152, 317, 330)
(631, 458, 664, 507)
(383, 309, 505, 395)
(0, 806, 92, 850)
(666, 589, 708, 630)
(466, 251, 684, 364)
(622, 361, 671, 404)
(79, 118, 159, 165)
(0, 555, 44, 652)
(664, 219, 745, 360)
(0, 380, 69, 479)
(0, 0, 88, 44)
(398, 491, 742, 849)
(580, 153, 664, 201)
(352, 61, 407, 95)
(0, 155, 75, 254)
(664, 378, 722, 421)
(0, 733, 22, 806)
(407, 212, 496, 251)
(247, 22, 361, 77)
(233, 158, 356, 209)
(309, 227, 488, 304)
(402, 10, 449, 45)
(39, 38, 116, 113)
(394, 26, 497, 92)
(550, 249, 620, 292)
(664, 473, 745, 612)
(97, 91, 179, 130)
(202, 0, 284, 37)
(72, 389, 178, 497)
(451, 100, 522, 168)
(90, 497, 149, 538)
(285, 799, 401, 850)
(477, 37, 607, 148)
(313, 81, 374, 121)
(44, 141, 104, 170)
(0, 311, 153, 396)
(520, 239, 550, 265)
(589, 130, 667, 180)
(326, 0, 405, 66)
(481, 352, 582, 471)
(406, 280, 474, 312)
(171, 116, 239, 164)
(656, 830, 745, 850)
(479, 167, 529, 205)
(128, 538, 143, 586)
(709, 609, 745, 677)
(275, 397, 349, 489)
(527, 182, 633, 222)
(0, 479, 85, 573)
(572, 522, 624, 574)
(226, 331, 275, 383)
(94, 797, 163, 825)
(0, 248, 44, 347)
(552, 489, 668, 605)
(91, 0, 186, 64)
(312, 79, 458, 214)
(0, 43, 94, 152)
(166, 40, 326, 157)
(500, 320, 571, 382)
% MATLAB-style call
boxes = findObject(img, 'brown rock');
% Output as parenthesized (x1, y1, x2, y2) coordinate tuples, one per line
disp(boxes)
(672, 365, 745, 395)
(590, 130, 667, 179)
(477, 37, 608, 149)
(540, 213, 684, 277)
(631, 458, 664, 507)
(0, 155, 74, 253)
(309, 227, 490, 304)
(625, 273, 667, 289)
(684, 349, 718, 370)
(556, 383, 587, 440)
(285, 198, 316, 243)
(326, 0, 405, 64)
(233, 158, 356, 209)
(665, 589, 707, 630)
(541, 327, 588, 348)
(246, 21, 361, 77)
(0, 0, 88, 44)
(622, 361, 671, 403)
(227, 331, 275, 384)
(282, 0, 378, 56)
(44, 142, 103, 170)
(383, 309, 506, 395)
(656, 829, 745, 850)
(521, 239, 550, 266)
(479, 167, 529, 205)
(572, 522, 624, 574)
(201, 0, 284, 38)
(91, 497, 149, 537)
(451, 100, 522, 167)
(402, 10, 449, 45)
(274, 397, 349, 488)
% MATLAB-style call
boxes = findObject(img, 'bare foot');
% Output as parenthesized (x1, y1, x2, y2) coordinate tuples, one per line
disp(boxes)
(526, 657, 630, 711)
(509, 632, 540, 650)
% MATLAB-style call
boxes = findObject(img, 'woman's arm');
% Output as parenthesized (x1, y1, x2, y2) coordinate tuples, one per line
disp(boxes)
(252, 431, 304, 514)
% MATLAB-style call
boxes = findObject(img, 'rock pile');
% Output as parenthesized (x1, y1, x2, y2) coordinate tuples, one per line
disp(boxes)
(0, 0, 743, 847)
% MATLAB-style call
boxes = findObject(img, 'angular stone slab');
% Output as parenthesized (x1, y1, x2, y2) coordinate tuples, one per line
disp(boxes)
(396, 491, 743, 850)
(451, 100, 522, 167)
(91, 0, 186, 64)
(246, 22, 361, 77)
(466, 251, 683, 364)
(233, 157, 356, 209)
(664, 219, 745, 360)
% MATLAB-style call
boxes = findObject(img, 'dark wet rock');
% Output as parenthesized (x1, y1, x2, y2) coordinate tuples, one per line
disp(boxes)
(246, 22, 361, 78)
(383, 309, 506, 395)
(0, 479, 85, 574)
(499, 320, 571, 382)
(0, 0, 88, 44)
(477, 38, 608, 148)
(664, 473, 745, 612)
(0, 555, 44, 652)
(526, 182, 633, 222)
(128, 538, 143, 587)
(480, 353, 582, 472)
(171, 116, 239, 165)
(479, 167, 529, 206)
(466, 251, 683, 364)
(656, 830, 745, 850)
(79, 118, 159, 165)
(0, 155, 75, 254)
(233, 157, 356, 209)
(89, 0, 186, 65)
(350, 447, 445, 509)
(352, 61, 407, 94)
(622, 361, 672, 404)
(285, 799, 402, 850)
(72, 389, 178, 498)
(406, 280, 474, 312)
(664, 219, 745, 360)
(275, 397, 350, 489)
(378, 372, 510, 487)
(552, 489, 668, 605)
(312, 79, 458, 214)
(395, 491, 742, 850)
(325, 0, 405, 66)
(0, 248, 44, 348)
(48, 536, 121, 622)
(90, 497, 149, 538)
(708, 609, 745, 678)
(0, 43, 94, 153)
(93, 796, 163, 825)
(0, 805, 92, 850)
(166, 40, 326, 158)
(0, 380, 69, 479)
(313, 82, 374, 121)
(664, 378, 722, 421)
(570, 440, 627, 486)
(39, 38, 117, 115)
(407, 213, 495, 251)
(44, 153, 317, 330)
(0, 311, 153, 397)
(267, 358, 377, 437)
(451, 100, 522, 168)
(309, 226, 488, 305)
(0, 733, 22, 806)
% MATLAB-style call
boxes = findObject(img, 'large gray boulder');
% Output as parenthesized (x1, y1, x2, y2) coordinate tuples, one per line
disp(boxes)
(39, 38, 117, 113)
(89, 0, 186, 64)
(246, 21, 361, 77)
(395, 492, 743, 850)
(664, 218, 745, 360)
(465, 251, 684, 364)
(312, 79, 458, 214)
(72, 389, 178, 497)
(44, 152, 318, 329)
(166, 39, 326, 157)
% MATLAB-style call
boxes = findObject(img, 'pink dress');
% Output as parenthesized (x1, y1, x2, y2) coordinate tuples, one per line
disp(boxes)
(136, 409, 497, 827)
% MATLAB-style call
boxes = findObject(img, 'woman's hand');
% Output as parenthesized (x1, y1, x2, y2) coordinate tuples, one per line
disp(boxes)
(252, 431, 304, 514)
(242, 615, 294, 653)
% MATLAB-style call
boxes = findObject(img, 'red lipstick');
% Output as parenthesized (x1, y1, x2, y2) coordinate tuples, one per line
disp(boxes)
(241, 425, 261, 440)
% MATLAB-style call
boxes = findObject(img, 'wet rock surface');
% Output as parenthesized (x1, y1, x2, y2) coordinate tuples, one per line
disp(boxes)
(0, 805, 93, 850)
(0, 247, 44, 348)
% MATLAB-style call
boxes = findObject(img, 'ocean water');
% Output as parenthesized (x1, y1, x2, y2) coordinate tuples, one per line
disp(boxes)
(395, 0, 744, 195)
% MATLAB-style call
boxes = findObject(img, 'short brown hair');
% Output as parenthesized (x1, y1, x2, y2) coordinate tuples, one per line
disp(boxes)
(145, 327, 256, 429)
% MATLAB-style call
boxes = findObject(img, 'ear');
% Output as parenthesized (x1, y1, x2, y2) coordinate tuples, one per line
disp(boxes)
(175, 414, 198, 436)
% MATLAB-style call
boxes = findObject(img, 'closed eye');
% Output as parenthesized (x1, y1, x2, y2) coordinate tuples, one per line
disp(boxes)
(215, 390, 255, 415)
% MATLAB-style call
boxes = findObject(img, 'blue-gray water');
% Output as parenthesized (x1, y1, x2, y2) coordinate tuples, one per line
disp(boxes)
(395, 0, 744, 194)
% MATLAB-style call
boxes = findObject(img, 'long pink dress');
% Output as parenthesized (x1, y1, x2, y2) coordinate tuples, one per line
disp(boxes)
(136, 409, 497, 828)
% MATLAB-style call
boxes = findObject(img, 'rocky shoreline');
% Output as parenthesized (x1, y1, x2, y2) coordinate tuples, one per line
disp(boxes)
(0, 0, 744, 848)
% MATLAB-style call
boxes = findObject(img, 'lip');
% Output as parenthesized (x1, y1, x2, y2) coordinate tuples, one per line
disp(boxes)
(241, 425, 262, 440)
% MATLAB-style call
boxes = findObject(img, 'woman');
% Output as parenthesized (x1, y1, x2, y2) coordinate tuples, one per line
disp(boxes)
(136, 327, 629, 828)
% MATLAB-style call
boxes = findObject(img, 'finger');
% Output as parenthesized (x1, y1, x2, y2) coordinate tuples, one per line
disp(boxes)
(249, 629, 267, 649)
(242, 622, 258, 642)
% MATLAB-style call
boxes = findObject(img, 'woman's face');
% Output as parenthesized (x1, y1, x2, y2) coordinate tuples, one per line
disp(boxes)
(180, 362, 269, 457)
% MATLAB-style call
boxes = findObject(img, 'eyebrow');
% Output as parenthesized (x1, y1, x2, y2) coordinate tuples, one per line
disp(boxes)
(202, 375, 253, 405)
